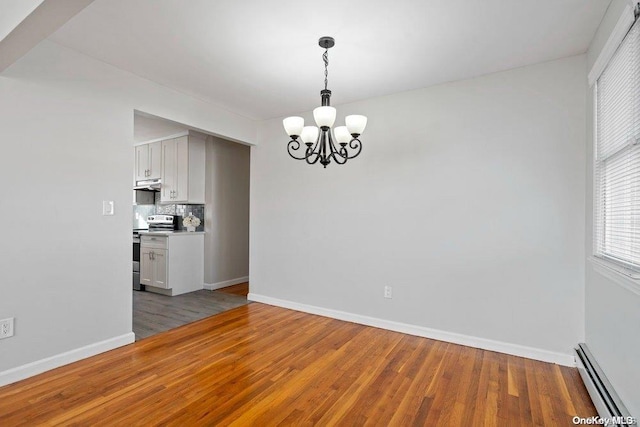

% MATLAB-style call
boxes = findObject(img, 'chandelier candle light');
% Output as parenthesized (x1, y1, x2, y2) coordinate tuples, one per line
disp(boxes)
(283, 36, 367, 168)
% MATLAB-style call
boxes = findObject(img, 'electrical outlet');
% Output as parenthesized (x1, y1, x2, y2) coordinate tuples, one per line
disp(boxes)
(0, 318, 14, 339)
(384, 286, 393, 299)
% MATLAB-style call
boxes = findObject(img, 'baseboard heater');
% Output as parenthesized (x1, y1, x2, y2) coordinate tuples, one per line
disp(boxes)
(575, 343, 630, 421)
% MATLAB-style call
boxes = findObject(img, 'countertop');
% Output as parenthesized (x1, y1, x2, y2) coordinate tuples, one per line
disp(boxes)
(138, 230, 205, 236)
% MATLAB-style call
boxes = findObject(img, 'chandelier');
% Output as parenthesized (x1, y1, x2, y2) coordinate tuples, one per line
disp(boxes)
(283, 36, 367, 168)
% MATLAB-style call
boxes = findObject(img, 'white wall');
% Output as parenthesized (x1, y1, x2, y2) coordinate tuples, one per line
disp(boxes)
(250, 55, 586, 361)
(585, 0, 640, 416)
(0, 40, 255, 382)
(204, 137, 250, 286)
(133, 113, 190, 143)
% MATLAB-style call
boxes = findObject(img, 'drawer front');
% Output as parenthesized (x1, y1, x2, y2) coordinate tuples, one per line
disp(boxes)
(140, 235, 168, 249)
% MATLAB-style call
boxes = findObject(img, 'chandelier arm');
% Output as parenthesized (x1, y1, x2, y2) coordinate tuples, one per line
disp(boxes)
(287, 138, 311, 160)
(344, 137, 363, 159)
(329, 149, 348, 164)
(329, 136, 363, 160)
(309, 132, 322, 156)
(327, 132, 348, 164)
(303, 134, 322, 164)
(305, 149, 321, 164)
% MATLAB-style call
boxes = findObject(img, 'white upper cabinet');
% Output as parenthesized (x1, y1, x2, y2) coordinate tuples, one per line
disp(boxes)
(161, 134, 205, 204)
(148, 141, 162, 180)
(135, 144, 147, 182)
(134, 141, 162, 182)
(161, 138, 177, 202)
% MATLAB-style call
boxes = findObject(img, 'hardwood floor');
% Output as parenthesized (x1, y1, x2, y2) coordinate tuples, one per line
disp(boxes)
(216, 281, 249, 296)
(133, 288, 248, 340)
(0, 303, 596, 426)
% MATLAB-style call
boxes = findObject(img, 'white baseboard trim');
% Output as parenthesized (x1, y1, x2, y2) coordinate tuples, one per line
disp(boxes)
(204, 276, 249, 291)
(0, 332, 135, 387)
(248, 293, 575, 367)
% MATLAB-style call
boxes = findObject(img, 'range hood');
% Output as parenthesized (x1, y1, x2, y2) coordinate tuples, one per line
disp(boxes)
(134, 179, 161, 191)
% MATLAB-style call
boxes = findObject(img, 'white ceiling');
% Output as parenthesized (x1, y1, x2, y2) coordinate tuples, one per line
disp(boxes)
(48, 0, 611, 121)
(0, 0, 43, 41)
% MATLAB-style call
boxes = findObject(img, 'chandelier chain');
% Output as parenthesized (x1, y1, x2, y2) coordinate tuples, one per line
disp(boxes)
(323, 47, 329, 90)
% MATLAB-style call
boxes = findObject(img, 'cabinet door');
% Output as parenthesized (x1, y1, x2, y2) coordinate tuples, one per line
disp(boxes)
(151, 249, 168, 288)
(148, 141, 162, 180)
(173, 136, 189, 202)
(140, 247, 154, 285)
(135, 145, 149, 182)
(161, 139, 176, 202)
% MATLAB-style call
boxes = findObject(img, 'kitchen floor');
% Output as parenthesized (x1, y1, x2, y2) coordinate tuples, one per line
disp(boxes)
(133, 284, 249, 340)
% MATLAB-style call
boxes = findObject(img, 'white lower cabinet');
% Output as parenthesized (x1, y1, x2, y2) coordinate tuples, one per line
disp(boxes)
(140, 233, 204, 296)
(141, 247, 168, 288)
(151, 249, 167, 288)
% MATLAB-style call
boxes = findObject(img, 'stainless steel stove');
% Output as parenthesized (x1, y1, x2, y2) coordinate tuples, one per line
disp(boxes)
(132, 228, 146, 291)
(147, 215, 181, 232)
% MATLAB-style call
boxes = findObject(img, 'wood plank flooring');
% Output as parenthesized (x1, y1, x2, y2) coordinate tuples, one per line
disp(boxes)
(0, 303, 596, 426)
(216, 282, 249, 296)
(133, 288, 248, 340)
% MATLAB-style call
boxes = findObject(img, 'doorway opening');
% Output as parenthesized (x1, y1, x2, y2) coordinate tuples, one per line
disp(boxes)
(132, 111, 250, 340)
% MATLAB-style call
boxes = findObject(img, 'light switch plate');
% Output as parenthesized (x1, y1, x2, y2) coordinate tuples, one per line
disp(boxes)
(102, 200, 115, 216)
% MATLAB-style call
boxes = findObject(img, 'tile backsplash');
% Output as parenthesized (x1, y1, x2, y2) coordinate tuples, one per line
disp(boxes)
(132, 204, 156, 229)
(133, 196, 205, 231)
(157, 204, 205, 231)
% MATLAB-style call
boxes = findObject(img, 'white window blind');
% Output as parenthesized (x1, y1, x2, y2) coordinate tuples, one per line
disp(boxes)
(594, 16, 640, 275)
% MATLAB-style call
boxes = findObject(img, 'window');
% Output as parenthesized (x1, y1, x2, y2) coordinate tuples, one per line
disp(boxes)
(594, 17, 640, 276)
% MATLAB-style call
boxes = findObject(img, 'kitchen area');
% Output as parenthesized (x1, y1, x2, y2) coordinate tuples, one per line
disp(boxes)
(131, 112, 251, 339)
